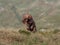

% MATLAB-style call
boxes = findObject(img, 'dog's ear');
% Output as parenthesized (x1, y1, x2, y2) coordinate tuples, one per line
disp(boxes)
(28, 14, 32, 18)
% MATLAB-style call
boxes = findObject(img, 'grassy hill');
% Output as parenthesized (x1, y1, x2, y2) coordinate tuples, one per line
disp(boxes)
(0, 0, 60, 45)
(0, 29, 60, 45)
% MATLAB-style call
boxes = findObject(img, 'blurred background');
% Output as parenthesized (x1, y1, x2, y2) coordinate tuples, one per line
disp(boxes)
(0, 0, 60, 30)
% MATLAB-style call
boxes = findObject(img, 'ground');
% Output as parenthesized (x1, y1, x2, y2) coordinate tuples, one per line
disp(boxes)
(0, 29, 60, 45)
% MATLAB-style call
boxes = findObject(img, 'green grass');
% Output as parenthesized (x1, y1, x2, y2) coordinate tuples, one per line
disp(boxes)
(53, 29, 60, 34)
(18, 29, 31, 35)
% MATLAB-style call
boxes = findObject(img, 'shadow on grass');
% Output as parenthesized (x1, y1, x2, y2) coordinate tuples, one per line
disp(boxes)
(18, 30, 31, 35)
(53, 29, 60, 34)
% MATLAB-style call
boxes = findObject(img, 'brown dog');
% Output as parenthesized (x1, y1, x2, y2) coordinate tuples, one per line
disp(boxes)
(22, 13, 37, 32)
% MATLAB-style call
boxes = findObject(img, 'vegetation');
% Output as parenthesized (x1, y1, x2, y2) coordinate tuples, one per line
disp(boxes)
(0, 0, 60, 45)
(0, 29, 60, 45)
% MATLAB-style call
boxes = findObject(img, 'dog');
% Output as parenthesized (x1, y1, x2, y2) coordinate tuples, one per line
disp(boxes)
(22, 13, 37, 32)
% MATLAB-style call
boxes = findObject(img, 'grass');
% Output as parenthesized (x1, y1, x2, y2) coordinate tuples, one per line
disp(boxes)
(0, 0, 60, 45)
(0, 29, 60, 45)
(18, 29, 31, 35)
(53, 29, 60, 34)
